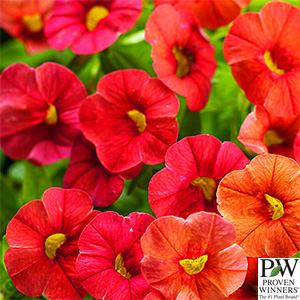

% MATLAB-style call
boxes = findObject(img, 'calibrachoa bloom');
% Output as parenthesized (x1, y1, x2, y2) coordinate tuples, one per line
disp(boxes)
(80, 69, 179, 174)
(63, 133, 126, 207)
(141, 212, 247, 300)
(226, 257, 260, 300)
(217, 154, 300, 258)
(145, 5, 216, 112)
(238, 105, 300, 163)
(149, 134, 250, 218)
(4, 187, 98, 300)
(153, 0, 252, 29)
(45, 0, 142, 55)
(223, 1, 300, 117)
(76, 211, 155, 300)
(0, 62, 87, 166)
(0, 0, 54, 54)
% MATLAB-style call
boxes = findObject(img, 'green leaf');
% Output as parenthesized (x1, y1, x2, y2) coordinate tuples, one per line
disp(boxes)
(179, 106, 202, 139)
(0, 174, 20, 235)
(291, 251, 300, 258)
(270, 265, 281, 277)
(21, 162, 52, 205)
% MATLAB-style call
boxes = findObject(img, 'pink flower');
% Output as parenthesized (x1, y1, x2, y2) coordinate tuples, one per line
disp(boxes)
(149, 134, 249, 218)
(45, 0, 142, 54)
(76, 211, 155, 299)
(0, 62, 87, 166)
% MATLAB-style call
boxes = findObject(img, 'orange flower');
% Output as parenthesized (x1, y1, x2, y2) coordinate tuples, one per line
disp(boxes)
(141, 212, 247, 299)
(238, 105, 300, 163)
(217, 154, 300, 257)
(0, 0, 54, 54)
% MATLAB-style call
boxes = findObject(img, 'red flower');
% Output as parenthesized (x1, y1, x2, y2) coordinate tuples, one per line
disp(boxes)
(0, 62, 87, 166)
(141, 212, 247, 300)
(4, 187, 98, 300)
(145, 5, 216, 112)
(238, 105, 300, 163)
(63, 133, 125, 207)
(76, 211, 155, 300)
(226, 257, 260, 300)
(153, 0, 252, 29)
(44, 0, 142, 55)
(0, 0, 54, 54)
(217, 154, 300, 257)
(223, 1, 300, 117)
(63, 133, 142, 207)
(149, 134, 249, 219)
(79, 69, 179, 174)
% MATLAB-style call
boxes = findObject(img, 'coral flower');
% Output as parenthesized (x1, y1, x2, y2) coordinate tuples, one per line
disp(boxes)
(153, 0, 252, 29)
(0, 0, 54, 54)
(4, 187, 98, 300)
(141, 212, 247, 300)
(149, 134, 249, 219)
(223, 1, 300, 117)
(0, 62, 87, 166)
(45, 0, 142, 55)
(79, 69, 179, 174)
(226, 257, 260, 300)
(63, 133, 143, 207)
(76, 211, 155, 300)
(238, 105, 300, 163)
(145, 5, 216, 112)
(217, 154, 300, 258)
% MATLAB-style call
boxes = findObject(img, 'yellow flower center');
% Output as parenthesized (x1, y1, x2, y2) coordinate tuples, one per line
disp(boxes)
(115, 254, 131, 279)
(127, 110, 147, 133)
(264, 51, 285, 75)
(86, 5, 109, 32)
(44, 103, 58, 126)
(263, 129, 285, 147)
(191, 177, 217, 201)
(45, 233, 67, 259)
(179, 254, 208, 276)
(172, 46, 193, 78)
(22, 13, 43, 33)
(265, 194, 284, 220)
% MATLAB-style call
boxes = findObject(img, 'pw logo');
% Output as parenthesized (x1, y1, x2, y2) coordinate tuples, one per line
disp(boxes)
(261, 258, 299, 278)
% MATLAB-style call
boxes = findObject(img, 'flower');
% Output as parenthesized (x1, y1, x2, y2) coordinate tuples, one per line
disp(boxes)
(4, 187, 98, 300)
(76, 211, 155, 300)
(217, 154, 300, 258)
(44, 0, 142, 55)
(223, 1, 300, 117)
(238, 105, 300, 163)
(153, 0, 252, 29)
(141, 212, 247, 300)
(226, 257, 260, 300)
(0, 0, 54, 54)
(63, 133, 142, 207)
(145, 4, 216, 111)
(63, 133, 125, 207)
(79, 69, 179, 174)
(149, 134, 250, 219)
(0, 62, 87, 166)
